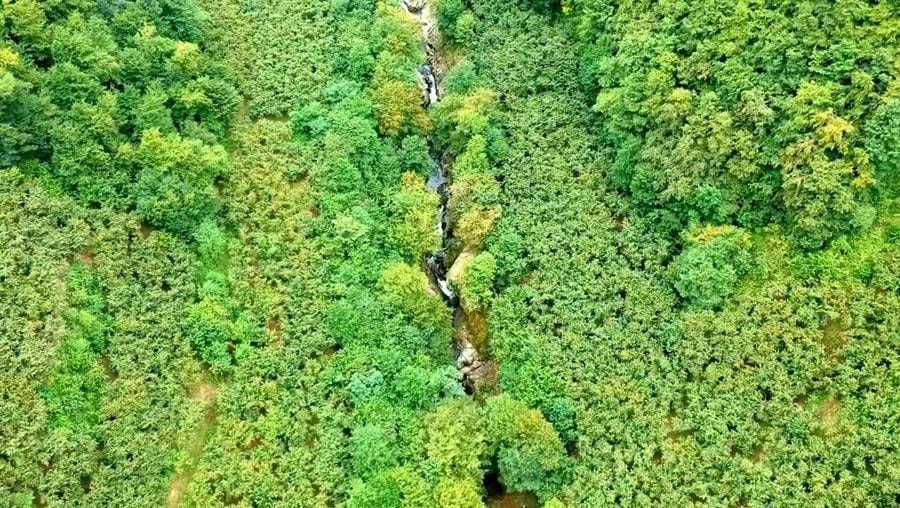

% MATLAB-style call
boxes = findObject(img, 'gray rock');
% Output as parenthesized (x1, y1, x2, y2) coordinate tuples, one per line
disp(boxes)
(404, 0, 425, 13)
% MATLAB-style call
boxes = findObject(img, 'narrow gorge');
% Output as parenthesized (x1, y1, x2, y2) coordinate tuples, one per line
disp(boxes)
(399, 0, 494, 395)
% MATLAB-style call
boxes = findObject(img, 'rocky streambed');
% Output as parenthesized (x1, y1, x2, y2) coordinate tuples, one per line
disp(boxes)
(399, 0, 494, 394)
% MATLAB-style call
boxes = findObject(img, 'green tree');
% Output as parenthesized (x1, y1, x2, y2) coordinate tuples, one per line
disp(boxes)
(350, 424, 398, 478)
(865, 99, 900, 195)
(121, 128, 228, 235)
(387, 172, 440, 262)
(435, 478, 484, 508)
(457, 251, 496, 312)
(425, 399, 486, 479)
(378, 262, 447, 329)
(186, 296, 234, 371)
(482, 395, 567, 498)
(670, 225, 752, 309)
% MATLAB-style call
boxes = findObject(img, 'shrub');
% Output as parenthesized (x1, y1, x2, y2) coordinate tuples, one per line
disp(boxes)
(671, 225, 752, 309)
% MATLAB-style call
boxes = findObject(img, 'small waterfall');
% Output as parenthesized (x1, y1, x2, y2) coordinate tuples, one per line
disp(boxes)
(401, 0, 456, 305)
(400, 0, 489, 392)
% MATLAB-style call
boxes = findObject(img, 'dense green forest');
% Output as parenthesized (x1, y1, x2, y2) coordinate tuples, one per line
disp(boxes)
(1, 0, 898, 506)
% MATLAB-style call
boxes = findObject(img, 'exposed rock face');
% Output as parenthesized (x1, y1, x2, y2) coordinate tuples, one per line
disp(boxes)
(447, 248, 474, 289)
(453, 307, 497, 395)
(454, 304, 487, 351)
(456, 340, 478, 370)
(403, 0, 425, 12)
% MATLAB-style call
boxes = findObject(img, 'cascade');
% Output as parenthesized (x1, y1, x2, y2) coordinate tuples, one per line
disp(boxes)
(399, 0, 488, 392)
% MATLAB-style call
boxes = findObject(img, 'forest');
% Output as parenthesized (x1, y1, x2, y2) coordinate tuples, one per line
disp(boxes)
(0, 0, 898, 507)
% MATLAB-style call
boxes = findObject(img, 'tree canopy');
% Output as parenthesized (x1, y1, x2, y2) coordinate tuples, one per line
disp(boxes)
(1, 0, 898, 506)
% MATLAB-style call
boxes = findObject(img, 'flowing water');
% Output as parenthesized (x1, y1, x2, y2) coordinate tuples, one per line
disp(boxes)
(401, 0, 455, 305)
(398, 6, 532, 504)
(399, 0, 491, 392)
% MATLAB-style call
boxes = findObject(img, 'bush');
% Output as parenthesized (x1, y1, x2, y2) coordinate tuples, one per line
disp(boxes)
(350, 424, 398, 477)
(187, 296, 234, 372)
(435, 478, 484, 508)
(458, 251, 496, 312)
(671, 226, 752, 309)
(124, 129, 229, 236)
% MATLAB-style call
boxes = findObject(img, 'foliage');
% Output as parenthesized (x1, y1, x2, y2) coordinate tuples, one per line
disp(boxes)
(388, 172, 441, 261)
(563, 0, 898, 249)
(452, 1, 900, 506)
(122, 128, 229, 235)
(3, 0, 899, 506)
(435, 477, 484, 508)
(456, 251, 496, 312)
(865, 99, 900, 196)
(432, 88, 505, 250)
(670, 225, 752, 308)
(482, 395, 568, 498)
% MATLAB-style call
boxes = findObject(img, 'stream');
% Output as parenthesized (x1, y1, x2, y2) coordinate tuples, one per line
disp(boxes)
(399, 0, 487, 393)
(397, 6, 535, 505)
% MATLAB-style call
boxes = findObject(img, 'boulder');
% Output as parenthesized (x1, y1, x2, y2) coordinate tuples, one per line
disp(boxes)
(404, 0, 425, 12)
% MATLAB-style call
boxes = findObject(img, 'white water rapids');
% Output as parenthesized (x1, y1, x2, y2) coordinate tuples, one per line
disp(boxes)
(400, 0, 455, 304)
(400, 0, 491, 392)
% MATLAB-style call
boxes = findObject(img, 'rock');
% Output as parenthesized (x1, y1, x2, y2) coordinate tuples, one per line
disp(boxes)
(404, 0, 425, 13)
(456, 341, 478, 367)
(468, 361, 500, 396)
(446, 248, 475, 296)
(453, 306, 488, 351)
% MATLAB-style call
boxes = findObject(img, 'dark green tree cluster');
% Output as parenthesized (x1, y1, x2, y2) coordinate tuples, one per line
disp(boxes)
(438, 0, 900, 506)
(1, 0, 239, 235)
(565, 0, 898, 249)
